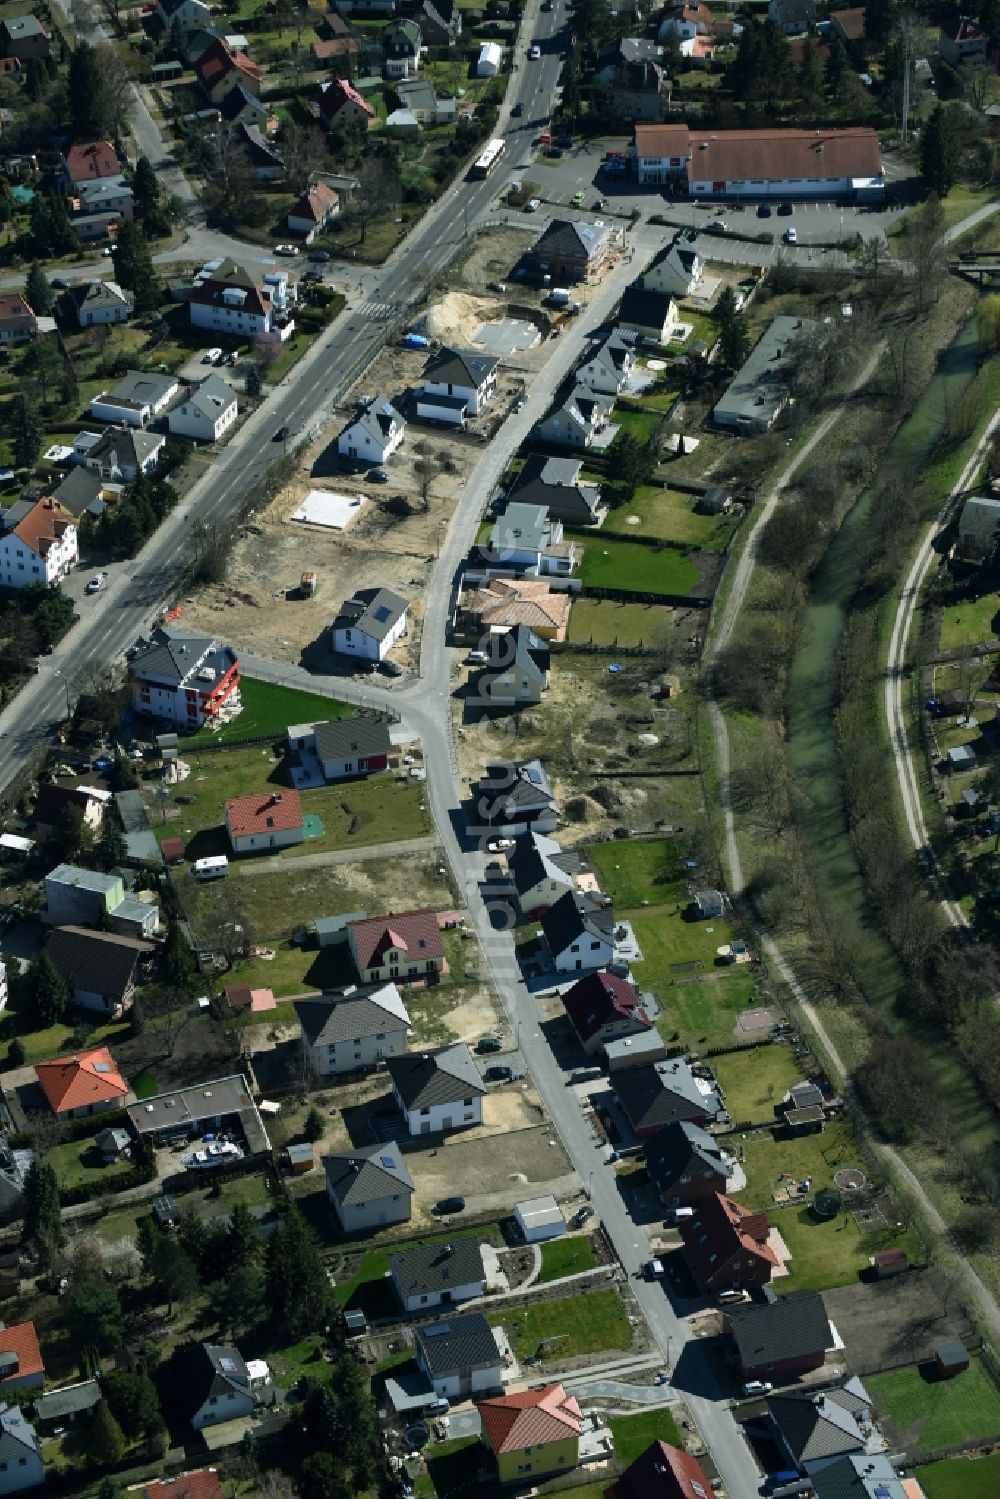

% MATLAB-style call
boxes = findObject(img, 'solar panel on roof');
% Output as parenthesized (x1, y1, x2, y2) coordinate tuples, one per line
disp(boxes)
(381, 1155, 397, 1168)
(374, 606, 391, 622)
(874, 1489, 891, 1499)
(525, 768, 542, 783)
(220, 1357, 237, 1372)
(423, 1323, 452, 1337)
(93, 1062, 110, 1072)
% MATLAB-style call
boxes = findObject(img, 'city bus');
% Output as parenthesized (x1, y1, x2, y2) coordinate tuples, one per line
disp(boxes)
(470, 138, 506, 179)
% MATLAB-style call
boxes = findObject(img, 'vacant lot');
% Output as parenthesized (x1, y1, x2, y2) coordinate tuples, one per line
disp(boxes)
(711, 1045, 803, 1123)
(918, 1452, 1000, 1498)
(868, 1356, 1000, 1452)
(589, 838, 684, 908)
(567, 598, 677, 649)
(186, 676, 350, 747)
(575, 537, 700, 597)
(603, 486, 738, 553)
(823, 1269, 973, 1380)
(658, 970, 761, 1051)
(489, 1286, 632, 1362)
(609, 1410, 684, 1465)
(408, 1123, 572, 1223)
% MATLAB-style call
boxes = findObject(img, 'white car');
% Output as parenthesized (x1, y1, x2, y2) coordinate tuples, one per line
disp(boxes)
(742, 1381, 773, 1397)
(487, 838, 515, 853)
(202, 347, 223, 365)
(525, 197, 541, 213)
(529, 43, 541, 59)
(84, 573, 108, 594)
(274, 243, 298, 257)
(783, 227, 798, 244)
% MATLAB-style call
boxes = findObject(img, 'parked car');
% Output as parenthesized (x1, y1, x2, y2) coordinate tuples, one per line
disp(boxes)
(476, 1036, 504, 1054)
(487, 837, 515, 852)
(757, 203, 772, 218)
(525, 197, 542, 213)
(367, 468, 389, 483)
(571, 190, 585, 205)
(783, 227, 798, 244)
(571, 1204, 594, 1227)
(554, 135, 574, 149)
(380, 659, 403, 677)
(742, 1381, 773, 1397)
(273, 425, 290, 442)
(529, 43, 541, 59)
(51, 276, 70, 289)
(644, 1258, 665, 1280)
(308, 250, 331, 263)
(202, 347, 223, 365)
(710, 218, 728, 233)
(484, 1064, 513, 1083)
(466, 649, 489, 665)
(511, 102, 524, 117)
(84, 572, 108, 594)
(435, 1196, 466, 1215)
(274, 243, 298, 256)
(777, 201, 794, 216)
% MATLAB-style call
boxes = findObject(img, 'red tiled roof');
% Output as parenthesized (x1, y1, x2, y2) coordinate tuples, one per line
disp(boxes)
(161, 836, 185, 862)
(318, 76, 376, 120)
(197, 39, 260, 90)
(633, 123, 883, 186)
(0, 1321, 44, 1385)
(225, 789, 303, 840)
(609, 1440, 713, 1499)
(0, 292, 35, 322)
(347, 908, 444, 970)
(292, 181, 339, 223)
(5, 497, 74, 560)
(562, 971, 652, 1043)
(479, 1383, 583, 1455)
(831, 6, 867, 40)
(143, 1472, 224, 1499)
(311, 37, 357, 60)
(64, 140, 119, 182)
(36, 1047, 128, 1114)
(680, 1194, 778, 1286)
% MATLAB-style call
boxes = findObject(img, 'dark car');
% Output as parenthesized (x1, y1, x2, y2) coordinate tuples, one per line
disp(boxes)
(757, 203, 772, 218)
(51, 276, 70, 289)
(308, 250, 331, 263)
(476, 1036, 504, 1053)
(545, 146, 564, 158)
(379, 659, 403, 677)
(367, 468, 389, 482)
(777, 201, 794, 216)
(435, 1196, 466, 1215)
(484, 1064, 513, 1083)
(554, 135, 574, 149)
(511, 102, 524, 116)
(273, 425, 290, 442)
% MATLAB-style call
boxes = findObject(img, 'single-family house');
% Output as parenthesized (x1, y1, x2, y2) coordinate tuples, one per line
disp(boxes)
(810, 1455, 906, 1499)
(73, 174, 133, 222)
(957, 494, 1000, 564)
(65, 279, 133, 328)
(830, 8, 868, 46)
(45, 926, 155, 1020)
(644, 1119, 733, 1205)
(642, 234, 704, 300)
(508, 832, 576, 917)
(311, 30, 360, 68)
(532, 218, 615, 283)
(167, 375, 239, 443)
(478, 1383, 583, 1484)
(332, 586, 408, 661)
(296, 982, 410, 1075)
(89, 371, 180, 429)
(42, 865, 123, 927)
(418, 347, 499, 424)
(287, 716, 393, 781)
(680, 1193, 779, 1292)
(607, 1440, 715, 1499)
(382, 18, 423, 78)
(939, 16, 988, 66)
(477, 40, 502, 76)
(533, 388, 614, 450)
(0, 1403, 44, 1494)
(0, 1324, 44, 1392)
(224, 789, 305, 854)
(475, 624, 550, 707)
(575, 332, 637, 396)
(0, 497, 77, 590)
(763, 1377, 879, 1475)
(128, 628, 240, 729)
(415, 1314, 503, 1402)
(387, 1043, 485, 1135)
(472, 760, 560, 837)
(462, 578, 571, 642)
(94, 1127, 130, 1161)
(346, 908, 445, 985)
(485, 503, 577, 576)
(217, 81, 273, 131)
(156, 0, 212, 30)
(32, 782, 106, 839)
(593, 50, 667, 121)
(83, 426, 165, 481)
(540, 890, 616, 974)
(418, 0, 461, 46)
(396, 77, 451, 123)
(36, 1047, 129, 1119)
(510, 454, 606, 528)
(33, 1380, 102, 1435)
(236, 122, 285, 181)
(318, 77, 377, 128)
(142, 1473, 223, 1499)
(562, 970, 653, 1054)
(714, 317, 816, 434)
(324, 1141, 414, 1231)
(391, 1238, 488, 1313)
(287, 181, 340, 240)
(0, 1143, 28, 1221)
(51, 468, 123, 521)
(0, 294, 36, 345)
(616, 1057, 725, 1137)
(0, 16, 49, 62)
(596, 36, 664, 84)
(126, 1075, 268, 1153)
(188, 1343, 256, 1430)
(618, 284, 678, 345)
(724, 1287, 836, 1380)
(767, 0, 816, 33)
(386, 108, 420, 140)
(196, 39, 261, 105)
(337, 395, 405, 466)
(189, 258, 296, 344)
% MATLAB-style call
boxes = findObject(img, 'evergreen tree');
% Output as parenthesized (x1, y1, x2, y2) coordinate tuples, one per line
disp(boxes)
(0, 175, 12, 226)
(298, 1454, 351, 1499)
(716, 286, 752, 371)
(25, 262, 53, 315)
(796, 37, 824, 112)
(162, 918, 194, 991)
(88, 1400, 126, 1469)
(28, 191, 78, 257)
(303, 1106, 325, 1143)
(332, 1353, 378, 1484)
(921, 105, 960, 198)
(9, 394, 42, 469)
(102, 1367, 162, 1441)
(209, 1264, 265, 1340)
(264, 1202, 330, 1338)
(97, 816, 127, 871)
(824, 35, 849, 100)
(30, 950, 68, 1027)
(22, 1160, 64, 1268)
(69, 41, 106, 138)
(51, 801, 88, 861)
(24, 57, 47, 103)
(132, 156, 159, 218)
(97, 1479, 119, 1499)
(8, 1038, 25, 1067)
(244, 363, 263, 399)
(226, 1199, 260, 1268)
(864, 0, 895, 47)
(111, 221, 160, 312)
(66, 1278, 123, 1357)
(150, 1236, 199, 1314)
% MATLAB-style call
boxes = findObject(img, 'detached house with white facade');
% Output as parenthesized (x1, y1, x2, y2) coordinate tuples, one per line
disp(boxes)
(417, 347, 499, 425)
(189, 258, 296, 346)
(188, 1344, 256, 1431)
(575, 331, 637, 396)
(332, 586, 408, 661)
(388, 1044, 485, 1136)
(82, 426, 165, 481)
(296, 982, 410, 1076)
(533, 388, 614, 450)
(324, 1142, 414, 1232)
(337, 395, 405, 465)
(89, 371, 180, 428)
(168, 375, 238, 443)
(391, 1238, 488, 1313)
(65, 279, 133, 328)
(642, 233, 704, 299)
(287, 181, 340, 241)
(346, 908, 444, 985)
(0, 498, 77, 590)
(0, 1403, 44, 1494)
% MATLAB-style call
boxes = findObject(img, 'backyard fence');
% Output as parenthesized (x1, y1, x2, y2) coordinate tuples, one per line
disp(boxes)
(583, 584, 715, 609)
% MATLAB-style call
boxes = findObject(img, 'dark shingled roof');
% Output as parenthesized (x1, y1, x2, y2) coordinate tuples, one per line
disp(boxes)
(387, 1045, 485, 1110)
(644, 1119, 729, 1196)
(313, 716, 392, 762)
(296, 983, 409, 1046)
(391, 1238, 486, 1299)
(725, 1289, 834, 1368)
(323, 1141, 414, 1206)
(46, 925, 155, 1004)
(415, 1312, 500, 1378)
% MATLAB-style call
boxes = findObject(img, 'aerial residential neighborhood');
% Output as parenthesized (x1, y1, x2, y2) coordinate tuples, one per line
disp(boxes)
(0, 2, 995, 1499)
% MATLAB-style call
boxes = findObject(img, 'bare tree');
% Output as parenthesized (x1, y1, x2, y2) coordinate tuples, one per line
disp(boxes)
(94, 45, 140, 139)
(352, 152, 400, 245)
(70, 0, 97, 32)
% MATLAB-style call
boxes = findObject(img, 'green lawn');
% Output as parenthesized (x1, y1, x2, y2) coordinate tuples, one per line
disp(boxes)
(611, 406, 662, 447)
(658, 970, 761, 1051)
(185, 676, 351, 746)
(918, 1452, 1000, 1499)
(567, 598, 675, 649)
(575, 537, 699, 597)
(590, 839, 685, 909)
(603, 485, 736, 552)
(711, 1045, 804, 1124)
(47, 1137, 135, 1191)
(740, 1122, 862, 1216)
(537, 1236, 597, 1283)
(609, 1409, 684, 1465)
(1, 1013, 130, 1068)
(626, 901, 736, 989)
(939, 592, 999, 651)
(868, 1356, 1000, 1451)
(490, 1287, 632, 1362)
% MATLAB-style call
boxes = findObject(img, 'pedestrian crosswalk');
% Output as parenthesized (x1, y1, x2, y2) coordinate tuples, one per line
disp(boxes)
(356, 298, 397, 325)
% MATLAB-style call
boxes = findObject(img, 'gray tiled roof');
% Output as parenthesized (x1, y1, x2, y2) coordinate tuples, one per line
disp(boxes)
(387, 1044, 485, 1109)
(415, 1312, 500, 1378)
(333, 586, 408, 643)
(645, 1119, 727, 1194)
(34, 1380, 101, 1423)
(103, 370, 177, 407)
(540, 889, 611, 955)
(323, 1141, 414, 1206)
(46, 925, 154, 1003)
(767, 1379, 874, 1464)
(423, 346, 499, 390)
(296, 982, 410, 1046)
(129, 627, 237, 688)
(313, 716, 392, 762)
(621, 1058, 723, 1133)
(809, 1454, 906, 1499)
(391, 1237, 486, 1298)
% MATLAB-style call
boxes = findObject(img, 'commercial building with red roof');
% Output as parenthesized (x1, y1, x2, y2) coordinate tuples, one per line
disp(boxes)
(36, 1047, 129, 1119)
(0, 496, 77, 590)
(680, 1193, 780, 1294)
(63, 140, 119, 189)
(607, 1440, 713, 1499)
(346, 909, 445, 985)
(224, 789, 304, 854)
(0, 1321, 45, 1392)
(143, 1470, 224, 1499)
(478, 1383, 583, 1482)
(562, 970, 653, 1055)
(632, 122, 884, 201)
